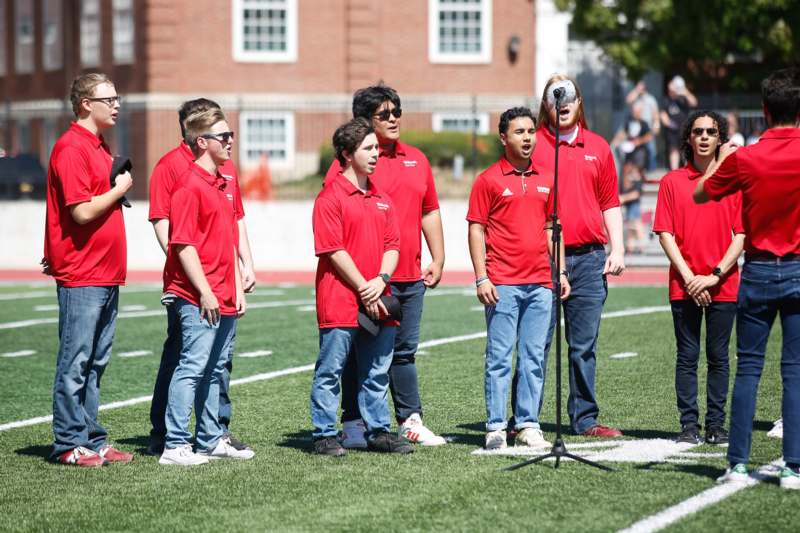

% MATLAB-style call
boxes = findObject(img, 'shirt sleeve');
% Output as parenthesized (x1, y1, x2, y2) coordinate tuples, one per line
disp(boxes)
(324, 159, 342, 186)
(383, 198, 401, 252)
(148, 160, 175, 221)
(232, 173, 245, 220)
(168, 187, 200, 247)
(466, 174, 491, 224)
(703, 152, 742, 201)
(731, 191, 745, 234)
(597, 145, 621, 211)
(421, 156, 440, 213)
(652, 176, 674, 234)
(312, 196, 344, 256)
(56, 147, 94, 207)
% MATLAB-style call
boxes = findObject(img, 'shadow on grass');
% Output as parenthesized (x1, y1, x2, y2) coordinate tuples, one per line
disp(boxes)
(753, 419, 775, 432)
(617, 428, 676, 440)
(15, 444, 51, 460)
(117, 435, 151, 454)
(277, 429, 313, 453)
(637, 461, 725, 481)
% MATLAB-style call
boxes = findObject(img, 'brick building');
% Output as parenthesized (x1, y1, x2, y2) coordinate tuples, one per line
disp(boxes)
(0, 0, 540, 198)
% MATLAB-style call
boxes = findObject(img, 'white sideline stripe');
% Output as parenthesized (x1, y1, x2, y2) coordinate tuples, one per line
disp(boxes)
(618, 461, 784, 533)
(33, 304, 60, 312)
(0, 304, 669, 433)
(297, 305, 316, 312)
(2, 350, 36, 358)
(0, 291, 51, 301)
(118, 350, 153, 358)
(0, 299, 315, 330)
(120, 305, 148, 312)
(238, 350, 273, 358)
(610, 352, 638, 359)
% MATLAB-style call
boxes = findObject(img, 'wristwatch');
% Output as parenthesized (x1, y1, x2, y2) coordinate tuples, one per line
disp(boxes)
(712, 267, 723, 277)
(379, 273, 391, 284)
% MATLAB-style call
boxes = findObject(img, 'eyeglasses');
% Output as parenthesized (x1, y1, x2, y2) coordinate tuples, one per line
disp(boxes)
(373, 108, 402, 121)
(691, 127, 719, 137)
(201, 131, 235, 143)
(85, 96, 122, 107)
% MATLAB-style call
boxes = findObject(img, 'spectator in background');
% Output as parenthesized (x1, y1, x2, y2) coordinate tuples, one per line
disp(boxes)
(727, 112, 746, 146)
(619, 162, 645, 254)
(626, 80, 660, 171)
(612, 102, 653, 171)
(661, 76, 698, 170)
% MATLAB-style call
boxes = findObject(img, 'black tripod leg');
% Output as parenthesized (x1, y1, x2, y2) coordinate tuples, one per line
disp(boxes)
(504, 453, 554, 471)
(563, 452, 615, 472)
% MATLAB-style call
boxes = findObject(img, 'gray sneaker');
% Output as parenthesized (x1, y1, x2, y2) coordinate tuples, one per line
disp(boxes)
(367, 431, 414, 454)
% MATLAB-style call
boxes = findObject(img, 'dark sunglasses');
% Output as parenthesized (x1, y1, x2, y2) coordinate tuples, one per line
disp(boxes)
(201, 131, 235, 143)
(374, 108, 402, 121)
(85, 95, 122, 107)
(691, 127, 718, 137)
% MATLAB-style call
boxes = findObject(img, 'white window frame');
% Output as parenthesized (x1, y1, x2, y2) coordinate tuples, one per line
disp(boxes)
(0, 1, 7, 76)
(42, 0, 63, 71)
(14, 0, 34, 74)
(428, 0, 492, 64)
(112, 0, 135, 64)
(232, 0, 298, 63)
(239, 111, 295, 170)
(80, 0, 101, 67)
(432, 112, 490, 135)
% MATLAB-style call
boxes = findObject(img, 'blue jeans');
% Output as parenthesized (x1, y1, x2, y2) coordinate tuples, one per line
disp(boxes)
(671, 300, 735, 429)
(728, 261, 800, 467)
(341, 280, 426, 423)
(484, 284, 552, 431)
(563, 250, 608, 434)
(149, 303, 237, 439)
(165, 298, 236, 451)
(311, 326, 396, 439)
(51, 286, 119, 459)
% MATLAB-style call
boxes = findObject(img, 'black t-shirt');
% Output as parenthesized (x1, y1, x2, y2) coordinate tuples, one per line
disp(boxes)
(662, 95, 690, 131)
(625, 119, 650, 141)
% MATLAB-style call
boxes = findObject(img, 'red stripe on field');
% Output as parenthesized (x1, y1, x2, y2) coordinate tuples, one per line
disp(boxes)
(0, 269, 667, 286)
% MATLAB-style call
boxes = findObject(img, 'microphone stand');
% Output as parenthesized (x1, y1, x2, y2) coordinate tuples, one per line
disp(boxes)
(506, 90, 613, 472)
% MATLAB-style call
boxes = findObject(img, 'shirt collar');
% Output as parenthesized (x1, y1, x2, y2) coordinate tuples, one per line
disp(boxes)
(539, 125, 584, 147)
(379, 141, 407, 158)
(499, 157, 537, 176)
(683, 161, 703, 180)
(334, 171, 380, 197)
(70, 122, 106, 149)
(179, 142, 195, 162)
(760, 127, 800, 140)
(190, 163, 227, 189)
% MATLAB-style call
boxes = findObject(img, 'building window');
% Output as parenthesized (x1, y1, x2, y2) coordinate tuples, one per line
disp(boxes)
(14, 0, 34, 74)
(232, 0, 298, 63)
(41, 117, 58, 159)
(112, 0, 135, 64)
(42, 0, 63, 71)
(432, 112, 490, 135)
(0, 1, 6, 76)
(428, 0, 492, 64)
(16, 120, 30, 154)
(239, 112, 294, 169)
(81, 0, 101, 67)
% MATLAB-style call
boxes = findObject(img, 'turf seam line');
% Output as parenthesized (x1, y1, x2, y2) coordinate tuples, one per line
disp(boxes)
(0, 304, 668, 432)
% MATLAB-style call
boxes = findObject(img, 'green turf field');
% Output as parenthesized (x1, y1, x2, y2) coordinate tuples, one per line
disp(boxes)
(0, 283, 793, 532)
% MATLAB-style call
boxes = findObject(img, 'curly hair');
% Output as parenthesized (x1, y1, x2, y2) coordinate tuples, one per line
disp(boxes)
(680, 110, 729, 164)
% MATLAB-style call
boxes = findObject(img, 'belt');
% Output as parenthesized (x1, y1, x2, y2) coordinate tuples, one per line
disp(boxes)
(745, 252, 800, 263)
(565, 243, 604, 256)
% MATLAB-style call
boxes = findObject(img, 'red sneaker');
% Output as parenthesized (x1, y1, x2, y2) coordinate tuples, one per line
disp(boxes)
(582, 425, 623, 438)
(57, 446, 106, 467)
(99, 445, 134, 463)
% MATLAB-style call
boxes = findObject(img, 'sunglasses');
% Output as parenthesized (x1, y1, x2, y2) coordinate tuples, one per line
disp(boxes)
(201, 131, 235, 143)
(85, 96, 122, 107)
(691, 127, 718, 137)
(373, 108, 402, 121)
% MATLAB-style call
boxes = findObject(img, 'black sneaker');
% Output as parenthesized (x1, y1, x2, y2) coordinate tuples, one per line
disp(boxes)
(223, 433, 252, 451)
(313, 436, 347, 457)
(367, 431, 414, 454)
(705, 426, 729, 446)
(145, 434, 165, 456)
(676, 424, 702, 444)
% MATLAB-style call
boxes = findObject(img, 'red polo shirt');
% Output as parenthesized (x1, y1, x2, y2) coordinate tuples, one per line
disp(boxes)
(653, 163, 744, 302)
(703, 127, 800, 256)
(313, 173, 401, 329)
(325, 140, 439, 282)
(163, 164, 238, 316)
(466, 158, 554, 288)
(532, 126, 619, 247)
(149, 142, 244, 222)
(44, 122, 126, 287)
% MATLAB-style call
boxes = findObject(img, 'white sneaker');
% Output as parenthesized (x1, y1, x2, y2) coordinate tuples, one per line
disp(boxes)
(767, 418, 783, 439)
(159, 444, 209, 466)
(399, 413, 446, 446)
(716, 463, 750, 484)
(199, 438, 255, 460)
(485, 429, 507, 450)
(515, 427, 551, 448)
(339, 419, 367, 449)
(780, 467, 800, 490)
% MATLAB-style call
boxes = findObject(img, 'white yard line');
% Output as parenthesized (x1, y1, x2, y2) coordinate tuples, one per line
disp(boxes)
(0, 291, 51, 301)
(2, 350, 36, 358)
(0, 304, 669, 432)
(118, 350, 153, 358)
(238, 350, 273, 358)
(618, 461, 784, 533)
(610, 352, 639, 359)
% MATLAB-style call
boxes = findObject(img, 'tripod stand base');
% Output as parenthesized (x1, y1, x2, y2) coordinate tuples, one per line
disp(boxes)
(505, 439, 614, 472)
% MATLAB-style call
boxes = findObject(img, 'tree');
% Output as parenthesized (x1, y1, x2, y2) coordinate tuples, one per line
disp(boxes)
(556, 0, 800, 91)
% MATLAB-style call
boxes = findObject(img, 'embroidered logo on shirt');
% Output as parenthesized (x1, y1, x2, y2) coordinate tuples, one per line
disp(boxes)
(220, 173, 234, 180)
(376, 202, 390, 210)
(584, 155, 598, 161)
(403, 160, 418, 167)
(502, 188, 513, 197)
(226, 194, 234, 201)
(537, 186, 550, 194)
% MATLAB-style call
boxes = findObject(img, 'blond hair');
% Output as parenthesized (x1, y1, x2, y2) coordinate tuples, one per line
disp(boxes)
(69, 72, 113, 116)
(536, 73, 588, 130)
(183, 108, 227, 156)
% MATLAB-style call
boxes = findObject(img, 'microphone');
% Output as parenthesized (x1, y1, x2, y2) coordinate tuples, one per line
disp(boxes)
(545, 80, 578, 108)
